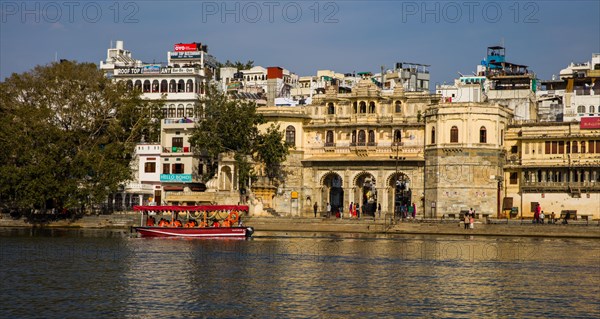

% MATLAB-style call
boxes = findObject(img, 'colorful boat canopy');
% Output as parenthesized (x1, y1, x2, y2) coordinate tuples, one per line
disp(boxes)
(133, 205, 249, 212)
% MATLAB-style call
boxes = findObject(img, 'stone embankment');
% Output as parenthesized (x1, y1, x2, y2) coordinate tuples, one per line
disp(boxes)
(1, 213, 599, 238)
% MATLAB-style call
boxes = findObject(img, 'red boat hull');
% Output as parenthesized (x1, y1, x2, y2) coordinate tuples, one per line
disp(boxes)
(134, 226, 254, 238)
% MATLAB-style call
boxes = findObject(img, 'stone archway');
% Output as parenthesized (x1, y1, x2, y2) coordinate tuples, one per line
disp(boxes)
(321, 172, 344, 215)
(388, 172, 411, 218)
(354, 172, 377, 217)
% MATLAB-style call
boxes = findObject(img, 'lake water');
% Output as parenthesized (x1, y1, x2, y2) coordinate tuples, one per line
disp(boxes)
(1, 228, 599, 318)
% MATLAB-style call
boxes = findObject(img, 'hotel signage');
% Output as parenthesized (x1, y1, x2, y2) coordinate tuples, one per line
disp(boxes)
(170, 51, 202, 59)
(115, 68, 142, 75)
(174, 43, 200, 51)
(160, 174, 192, 183)
(580, 117, 600, 129)
(142, 65, 161, 74)
(160, 67, 196, 74)
(115, 67, 196, 75)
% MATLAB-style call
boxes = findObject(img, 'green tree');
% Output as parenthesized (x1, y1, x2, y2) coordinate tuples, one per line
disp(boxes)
(189, 85, 290, 191)
(255, 124, 292, 184)
(218, 60, 255, 70)
(0, 61, 160, 211)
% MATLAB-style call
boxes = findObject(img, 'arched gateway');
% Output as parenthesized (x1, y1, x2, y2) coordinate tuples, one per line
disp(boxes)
(321, 172, 344, 214)
(388, 173, 411, 217)
(354, 172, 377, 217)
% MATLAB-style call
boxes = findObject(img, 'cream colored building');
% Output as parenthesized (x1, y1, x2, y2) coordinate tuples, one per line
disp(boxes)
(424, 102, 512, 218)
(256, 79, 437, 217)
(503, 122, 600, 219)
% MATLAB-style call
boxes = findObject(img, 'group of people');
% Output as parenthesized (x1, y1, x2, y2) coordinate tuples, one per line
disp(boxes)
(145, 214, 243, 228)
(463, 208, 475, 229)
(396, 203, 417, 220)
(534, 205, 566, 224)
(533, 204, 546, 224)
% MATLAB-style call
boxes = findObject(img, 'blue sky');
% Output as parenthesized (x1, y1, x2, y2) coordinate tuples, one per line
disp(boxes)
(1, 0, 599, 87)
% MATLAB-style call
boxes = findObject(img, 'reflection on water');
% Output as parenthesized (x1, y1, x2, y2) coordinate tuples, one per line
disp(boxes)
(1, 229, 598, 318)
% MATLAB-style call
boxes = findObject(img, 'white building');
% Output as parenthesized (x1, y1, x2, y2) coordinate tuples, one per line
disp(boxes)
(561, 53, 600, 122)
(101, 41, 217, 206)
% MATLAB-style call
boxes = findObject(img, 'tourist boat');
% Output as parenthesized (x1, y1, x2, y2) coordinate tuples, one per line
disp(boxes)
(132, 205, 254, 238)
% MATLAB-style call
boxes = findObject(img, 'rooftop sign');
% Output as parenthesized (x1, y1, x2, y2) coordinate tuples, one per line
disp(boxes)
(174, 43, 200, 52)
(170, 51, 202, 59)
(580, 117, 600, 129)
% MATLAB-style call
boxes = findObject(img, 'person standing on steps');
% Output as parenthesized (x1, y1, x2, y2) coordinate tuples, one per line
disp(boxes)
(326, 202, 331, 218)
(313, 202, 318, 218)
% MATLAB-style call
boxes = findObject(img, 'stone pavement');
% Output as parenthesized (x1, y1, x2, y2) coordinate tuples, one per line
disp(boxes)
(1, 213, 599, 238)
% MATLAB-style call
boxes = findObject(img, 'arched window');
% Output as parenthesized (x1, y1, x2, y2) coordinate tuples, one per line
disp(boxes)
(327, 102, 335, 115)
(359, 101, 366, 113)
(143, 80, 151, 92)
(160, 80, 168, 92)
(369, 101, 376, 113)
(577, 105, 585, 113)
(590, 105, 596, 113)
(186, 105, 194, 118)
(479, 126, 487, 143)
(395, 101, 402, 113)
(186, 80, 194, 92)
(368, 130, 375, 144)
(325, 131, 334, 145)
(177, 104, 184, 118)
(169, 80, 176, 92)
(134, 80, 142, 91)
(177, 80, 185, 92)
(126, 80, 133, 90)
(450, 126, 459, 143)
(285, 126, 296, 146)
(431, 127, 436, 144)
(581, 141, 586, 153)
(351, 130, 357, 144)
(168, 105, 176, 118)
(572, 141, 578, 153)
(353, 101, 358, 114)
(358, 130, 366, 145)
(394, 129, 402, 144)
(152, 80, 159, 92)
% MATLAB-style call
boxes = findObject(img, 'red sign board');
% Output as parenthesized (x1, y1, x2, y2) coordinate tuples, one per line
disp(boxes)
(174, 43, 199, 52)
(580, 117, 600, 129)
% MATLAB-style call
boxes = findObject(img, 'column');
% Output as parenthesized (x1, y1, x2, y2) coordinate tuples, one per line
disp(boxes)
(542, 171, 547, 183)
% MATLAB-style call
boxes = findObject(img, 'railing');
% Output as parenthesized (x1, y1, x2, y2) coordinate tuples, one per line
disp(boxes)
(124, 183, 154, 191)
(163, 146, 193, 153)
(163, 118, 195, 124)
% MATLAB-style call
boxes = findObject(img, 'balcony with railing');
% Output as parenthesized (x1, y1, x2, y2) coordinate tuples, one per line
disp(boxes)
(521, 181, 600, 192)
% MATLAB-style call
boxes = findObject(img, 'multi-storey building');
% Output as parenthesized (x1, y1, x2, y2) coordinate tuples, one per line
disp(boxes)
(560, 53, 600, 122)
(101, 41, 225, 206)
(503, 121, 600, 219)
(256, 80, 439, 217)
